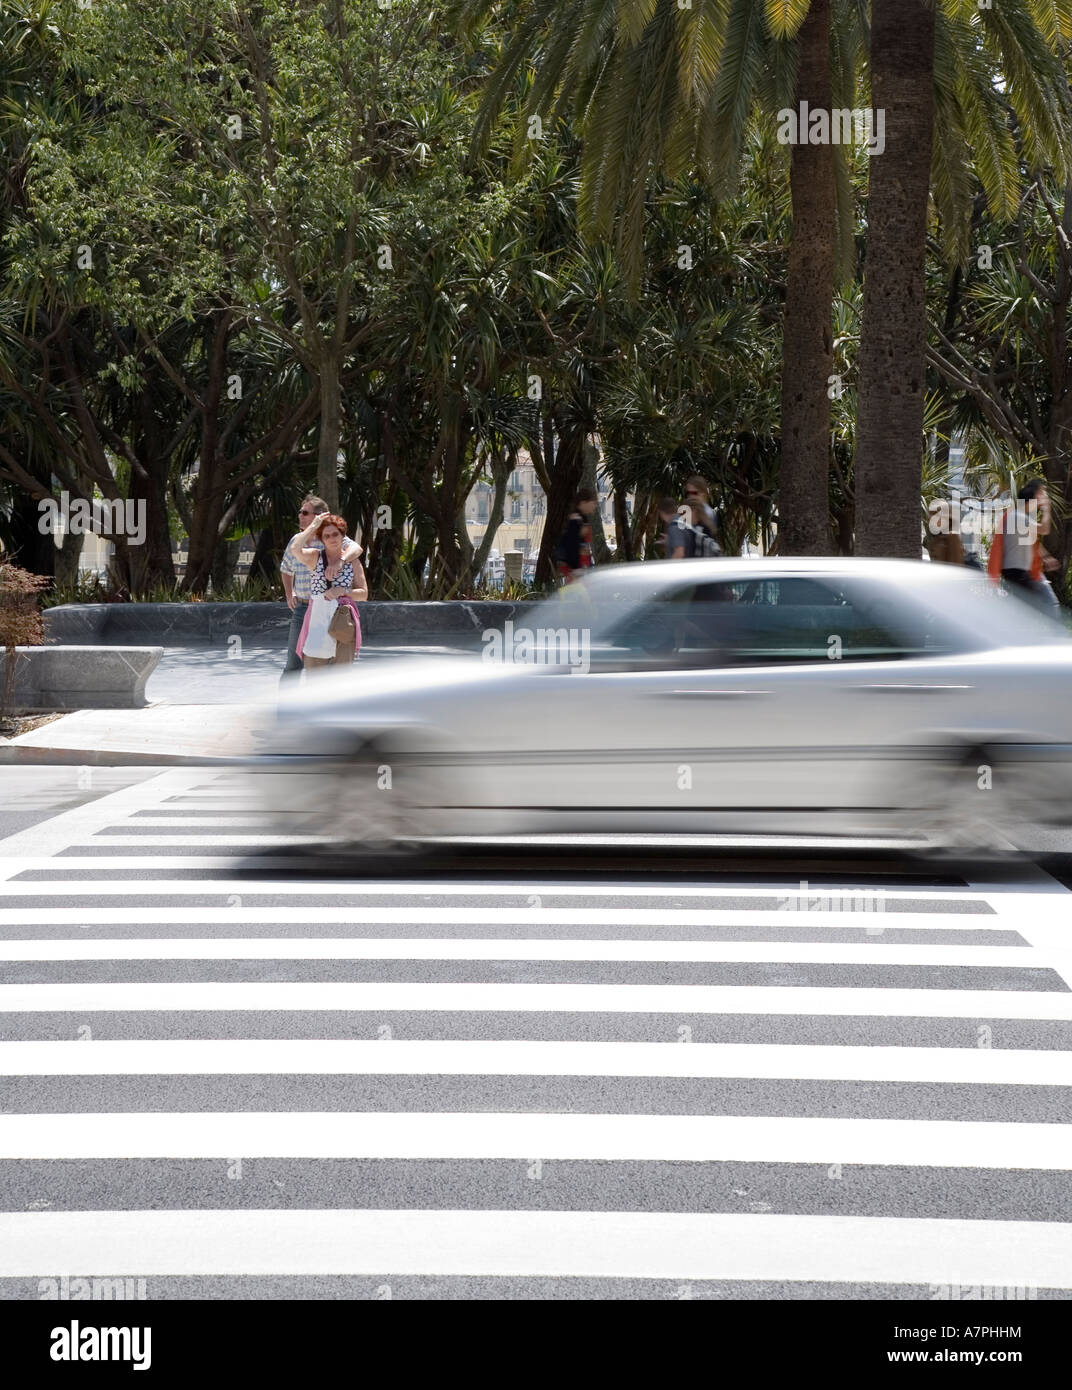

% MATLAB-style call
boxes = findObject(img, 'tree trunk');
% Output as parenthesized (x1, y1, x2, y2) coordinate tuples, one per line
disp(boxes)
(613, 487, 633, 561)
(440, 409, 472, 589)
(471, 448, 512, 578)
(535, 411, 585, 584)
(834, 500, 855, 555)
(6, 495, 56, 578)
(248, 526, 277, 588)
(317, 358, 342, 512)
(53, 528, 85, 589)
(581, 440, 611, 563)
(1044, 183, 1072, 594)
(182, 472, 227, 596)
(128, 454, 175, 593)
(630, 490, 659, 559)
(409, 532, 433, 592)
(210, 535, 240, 596)
(129, 388, 178, 592)
(456, 500, 475, 581)
(182, 314, 234, 594)
(853, 0, 937, 557)
(778, 0, 835, 555)
(365, 483, 403, 597)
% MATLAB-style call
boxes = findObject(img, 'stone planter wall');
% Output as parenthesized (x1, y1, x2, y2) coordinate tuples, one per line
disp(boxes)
(43, 601, 543, 648)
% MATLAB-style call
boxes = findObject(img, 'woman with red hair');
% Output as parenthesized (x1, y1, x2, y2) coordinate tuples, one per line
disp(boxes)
(290, 513, 368, 669)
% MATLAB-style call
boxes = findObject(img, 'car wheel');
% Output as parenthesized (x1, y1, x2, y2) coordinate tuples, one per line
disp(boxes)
(910, 743, 1021, 860)
(323, 739, 431, 861)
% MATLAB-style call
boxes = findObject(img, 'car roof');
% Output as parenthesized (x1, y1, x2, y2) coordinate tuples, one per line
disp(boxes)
(578, 557, 970, 588)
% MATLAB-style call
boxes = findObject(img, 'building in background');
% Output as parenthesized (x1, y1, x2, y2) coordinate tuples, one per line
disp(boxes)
(464, 448, 617, 567)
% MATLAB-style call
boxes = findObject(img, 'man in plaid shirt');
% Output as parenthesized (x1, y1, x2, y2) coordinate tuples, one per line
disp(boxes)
(280, 495, 363, 681)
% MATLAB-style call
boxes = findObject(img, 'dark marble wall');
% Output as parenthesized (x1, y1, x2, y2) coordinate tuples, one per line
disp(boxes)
(43, 601, 544, 648)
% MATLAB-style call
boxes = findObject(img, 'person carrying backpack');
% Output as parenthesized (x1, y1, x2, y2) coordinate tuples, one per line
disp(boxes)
(678, 476, 721, 558)
(659, 497, 691, 559)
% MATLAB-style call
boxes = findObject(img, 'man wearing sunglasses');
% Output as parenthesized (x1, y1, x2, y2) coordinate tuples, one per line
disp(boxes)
(280, 495, 363, 681)
(680, 476, 721, 558)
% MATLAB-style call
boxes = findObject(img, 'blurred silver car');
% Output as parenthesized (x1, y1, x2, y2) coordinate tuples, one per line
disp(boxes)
(254, 559, 1072, 853)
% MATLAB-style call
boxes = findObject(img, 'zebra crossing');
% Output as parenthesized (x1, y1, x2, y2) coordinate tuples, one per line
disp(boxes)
(1, 767, 1071, 1299)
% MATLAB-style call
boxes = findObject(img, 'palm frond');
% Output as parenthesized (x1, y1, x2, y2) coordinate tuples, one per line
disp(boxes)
(763, 0, 812, 41)
(698, 0, 767, 193)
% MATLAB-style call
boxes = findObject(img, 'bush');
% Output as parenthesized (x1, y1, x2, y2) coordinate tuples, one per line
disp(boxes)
(42, 575, 285, 606)
(1, 563, 51, 723)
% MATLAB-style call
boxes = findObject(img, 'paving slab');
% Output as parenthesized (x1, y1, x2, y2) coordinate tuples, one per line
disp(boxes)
(5, 703, 256, 763)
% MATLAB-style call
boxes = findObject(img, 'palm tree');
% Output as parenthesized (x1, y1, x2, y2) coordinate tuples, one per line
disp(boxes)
(854, 0, 1072, 556)
(851, 0, 938, 558)
(778, 0, 836, 553)
(457, 0, 1072, 559)
(449, 0, 861, 554)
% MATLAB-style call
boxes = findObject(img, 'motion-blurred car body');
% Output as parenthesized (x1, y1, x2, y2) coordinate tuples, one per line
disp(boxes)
(253, 559, 1072, 853)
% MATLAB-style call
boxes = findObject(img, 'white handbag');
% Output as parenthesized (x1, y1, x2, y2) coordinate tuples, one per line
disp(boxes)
(303, 594, 337, 659)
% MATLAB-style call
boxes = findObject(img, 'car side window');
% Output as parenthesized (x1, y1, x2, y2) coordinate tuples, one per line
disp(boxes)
(593, 576, 962, 670)
(601, 585, 699, 661)
(673, 578, 952, 666)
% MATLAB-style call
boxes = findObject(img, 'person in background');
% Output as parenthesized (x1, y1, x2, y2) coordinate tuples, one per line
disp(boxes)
(925, 500, 966, 565)
(553, 488, 598, 583)
(679, 476, 721, 557)
(658, 497, 691, 559)
(280, 495, 362, 682)
(685, 476, 719, 535)
(291, 512, 368, 668)
(987, 479, 1061, 612)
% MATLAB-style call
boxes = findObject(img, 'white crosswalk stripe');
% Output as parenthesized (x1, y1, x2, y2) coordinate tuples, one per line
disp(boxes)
(5, 1209, 1070, 1286)
(2, 767, 1071, 1299)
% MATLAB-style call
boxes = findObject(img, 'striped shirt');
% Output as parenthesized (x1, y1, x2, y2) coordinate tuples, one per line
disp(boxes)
(280, 536, 323, 603)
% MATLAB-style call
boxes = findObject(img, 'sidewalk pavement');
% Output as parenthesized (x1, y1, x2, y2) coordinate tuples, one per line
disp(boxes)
(3, 703, 257, 764)
(144, 642, 455, 704)
(0, 642, 456, 764)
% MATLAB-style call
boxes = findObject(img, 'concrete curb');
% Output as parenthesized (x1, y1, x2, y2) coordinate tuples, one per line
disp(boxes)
(0, 745, 233, 766)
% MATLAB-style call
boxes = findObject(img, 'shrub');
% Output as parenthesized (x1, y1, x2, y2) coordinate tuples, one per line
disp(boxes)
(0, 563, 51, 723)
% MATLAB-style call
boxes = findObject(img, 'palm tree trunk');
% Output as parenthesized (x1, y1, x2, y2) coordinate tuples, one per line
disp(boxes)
(853, 0, 937, 557)
(778, 0, 835, 555)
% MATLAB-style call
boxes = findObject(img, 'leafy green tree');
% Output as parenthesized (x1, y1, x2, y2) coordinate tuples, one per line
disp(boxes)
(928, 175, 1072, 582)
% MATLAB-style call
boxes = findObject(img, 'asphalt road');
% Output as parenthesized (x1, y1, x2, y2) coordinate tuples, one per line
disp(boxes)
(1, 767, 1071, 1300)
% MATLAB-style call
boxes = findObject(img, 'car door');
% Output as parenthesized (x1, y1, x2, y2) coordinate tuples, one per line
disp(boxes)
(561, 572, 981, 832)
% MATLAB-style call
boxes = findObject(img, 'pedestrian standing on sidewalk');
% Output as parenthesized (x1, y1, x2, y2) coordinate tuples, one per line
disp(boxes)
(279, 496, 362, 683)
(682, 476, 722, 557)
(552, 488, 598, 584)
(987, 479, 1061, 614)
(292, 513, 368, 669)
(658, 497, 691, 559)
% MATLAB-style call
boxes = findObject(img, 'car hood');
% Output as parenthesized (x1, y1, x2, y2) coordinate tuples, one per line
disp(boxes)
(275, 652, 558, 727)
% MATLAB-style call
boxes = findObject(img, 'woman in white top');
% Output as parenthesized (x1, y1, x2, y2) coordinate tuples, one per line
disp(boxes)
(291, 513, 369, 667)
